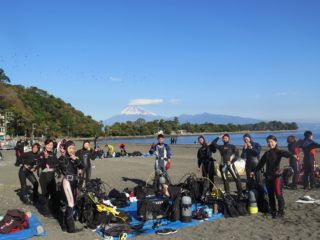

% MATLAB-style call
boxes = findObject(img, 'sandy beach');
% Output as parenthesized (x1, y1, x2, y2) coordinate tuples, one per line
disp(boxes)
(0, 142, 319, 240)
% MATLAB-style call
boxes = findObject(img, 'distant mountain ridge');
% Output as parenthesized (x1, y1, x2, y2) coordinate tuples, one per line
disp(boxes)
(178, 112, 262, 124)
(104, 107, 262, 125)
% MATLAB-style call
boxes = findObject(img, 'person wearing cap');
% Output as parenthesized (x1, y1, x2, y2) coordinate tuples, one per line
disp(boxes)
(253, 135, 292, 218)
(241, 133, 262, 190)
(298, 131, 320, 189)
(57, 140, 83, 233)
(211, 134, 243, 196)
(153, 134, 172, 192)
(38, 139, 58, 216)
(76, 140, 97, 183)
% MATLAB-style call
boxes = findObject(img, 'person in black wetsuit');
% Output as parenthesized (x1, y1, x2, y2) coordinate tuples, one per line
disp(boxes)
(253, 135, 292, 218)
(38, 139, 58, 216)
(287, 135, 301, 189)
(298, 131, 320, 190)
(197, 135, 216, 190)
(57, 141, 83, 233)
(241, 134, 262, 190)
(211, 134, 242, 196)
(18, 143, 40, 204)
(75, 140, 97, 184)
(14, 139, 25, 166)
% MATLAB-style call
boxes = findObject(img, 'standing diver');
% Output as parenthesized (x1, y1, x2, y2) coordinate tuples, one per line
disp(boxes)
(252, 135, 292, 218)
(287, 135, 301, 189)
(57, 141, 83, 233)
(241, 133, 262, 190)
(298, 131, 320, 190)
(38, 139, 58, 216)
(153, 134, 172, 193)
(211, 134, 243, 196)
(76, 140, 97, 185)
(18, 143, 40, 204)
(197, 135, 216, 190)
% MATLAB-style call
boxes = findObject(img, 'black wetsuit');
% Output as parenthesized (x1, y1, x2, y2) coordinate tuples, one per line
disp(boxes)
(211, 137, 242, 195)
(57, 155, 83, 232)
(18, 151, 39, 202)
(241, 142, 262, 189)
(38, 151, 58, 215)
(75, 148, 96, 182)
(299, 139, 320, 189)
(197, 144, 216, 189)
(287, 142, 300, 188)
(14, 141, 25, 166)
(255, 148, 292, 216)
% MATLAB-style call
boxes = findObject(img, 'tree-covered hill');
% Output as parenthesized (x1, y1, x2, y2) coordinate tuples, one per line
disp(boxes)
(0, 81, 102, 137)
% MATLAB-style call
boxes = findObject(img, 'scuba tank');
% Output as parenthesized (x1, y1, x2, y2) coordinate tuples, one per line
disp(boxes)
(180, 194, 192, 223)
(158, 175, 167, 192)
(248, 190, 258, 214)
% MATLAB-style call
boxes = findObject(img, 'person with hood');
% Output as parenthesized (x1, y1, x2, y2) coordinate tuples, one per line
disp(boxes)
(18, 143, 40, 204)
(298, 131, 320, 190)
(197, 135, 216, 190)
(287, 135, 301, 189)
(58, 139, 67, 157)
(38, 139, 58, 216)
(241, 133, 262, 189)
(57, 141, 83, 233)
(211, 134, 242, 196)
(253, 135, 292, 218)
(75, 140, 97, 183)
(153, 134, 172, 193)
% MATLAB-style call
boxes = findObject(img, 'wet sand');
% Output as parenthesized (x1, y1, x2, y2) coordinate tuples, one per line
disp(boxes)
(0, 143, 319, 240)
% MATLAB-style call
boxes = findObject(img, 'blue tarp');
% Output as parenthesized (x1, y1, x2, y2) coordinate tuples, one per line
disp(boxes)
(97, 201, 223, 239)
(0, 214, 47, 240)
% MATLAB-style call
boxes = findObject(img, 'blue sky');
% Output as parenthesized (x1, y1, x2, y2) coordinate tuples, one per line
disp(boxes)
(1, 0, 320, 122)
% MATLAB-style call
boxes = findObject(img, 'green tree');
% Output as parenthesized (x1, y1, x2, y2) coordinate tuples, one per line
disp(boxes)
(0, 68, 10, 83)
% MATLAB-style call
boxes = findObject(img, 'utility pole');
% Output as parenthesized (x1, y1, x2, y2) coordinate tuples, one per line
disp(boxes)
(31, 123, 36, 141)
(44, 125, 48, 138)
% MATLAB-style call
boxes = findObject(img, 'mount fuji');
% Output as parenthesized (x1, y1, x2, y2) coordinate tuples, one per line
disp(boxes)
(104, 106, 160, 125)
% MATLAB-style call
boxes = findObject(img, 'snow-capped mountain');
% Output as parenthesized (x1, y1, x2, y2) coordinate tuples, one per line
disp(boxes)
(104, 106, 160, 125)
(120, 106, 156, 116)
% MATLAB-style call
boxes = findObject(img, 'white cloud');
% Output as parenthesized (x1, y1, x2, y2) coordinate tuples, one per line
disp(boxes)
(168, 98, 181, 104)
(109, 76, 123, 82)
(274, 91, 288, 96)
(129, 98, 164, 106)
(274, 91, 297, 97)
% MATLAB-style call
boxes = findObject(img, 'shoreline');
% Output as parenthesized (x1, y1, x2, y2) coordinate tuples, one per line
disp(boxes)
(71, 129, 299, 141)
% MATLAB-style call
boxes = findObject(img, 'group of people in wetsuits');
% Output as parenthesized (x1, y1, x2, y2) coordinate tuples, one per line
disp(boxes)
(16, 130, 320, 230)
(17, 139, 98, 233)
(195, 131, 320, 218)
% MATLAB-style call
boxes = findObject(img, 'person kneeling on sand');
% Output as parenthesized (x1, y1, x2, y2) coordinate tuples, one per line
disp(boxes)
(252, 135, 292, 219)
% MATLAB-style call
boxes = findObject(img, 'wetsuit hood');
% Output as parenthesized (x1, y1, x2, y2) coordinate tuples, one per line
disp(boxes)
(64, 140, 75, 155)
(243, 133, 252, 141)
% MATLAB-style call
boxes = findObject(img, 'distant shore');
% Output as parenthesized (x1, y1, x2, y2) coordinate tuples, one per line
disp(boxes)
(71, 129, 299, 142)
